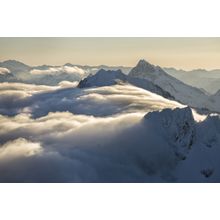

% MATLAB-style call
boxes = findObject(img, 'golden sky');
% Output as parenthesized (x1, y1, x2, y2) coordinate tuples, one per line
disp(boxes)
(0, 38, 220, 70)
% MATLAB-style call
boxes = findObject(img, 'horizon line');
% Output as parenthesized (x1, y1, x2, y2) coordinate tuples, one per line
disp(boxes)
(1, 59, 220, 72)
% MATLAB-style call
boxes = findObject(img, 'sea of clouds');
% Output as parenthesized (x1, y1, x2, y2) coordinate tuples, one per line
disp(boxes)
(0, 81, 187, 182)
(0, 78, 220, 182)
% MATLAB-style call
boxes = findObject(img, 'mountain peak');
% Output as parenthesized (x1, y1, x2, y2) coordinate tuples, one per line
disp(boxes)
(129, 59, 163, 79)
(214, 89, 220, 96)
(97, 68, 123, 75)
(0, 60, 30, 73)
(137, 59, 151, 65)
(78, 69, 127, 88)
(143, 107, 195, 160)
(136, 59, 155, 70)
(2, 60, 28, 66)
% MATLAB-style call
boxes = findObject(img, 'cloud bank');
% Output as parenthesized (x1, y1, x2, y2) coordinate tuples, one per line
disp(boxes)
(0, 83, 184, 117)
(0, 81, 219, 183)
(0, 107, 219, 182)
(0, 138, 42, 160)
(30, 66, 87, 77)
(0, 109, 183, 182)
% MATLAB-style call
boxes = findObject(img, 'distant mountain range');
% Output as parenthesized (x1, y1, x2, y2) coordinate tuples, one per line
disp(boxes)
(0, 59, 220, 182)
(79, 59, 220, 113)
(164, 67, 220, 94)
(1, 59, 220, 93)
(78, 68, 173, 99)
(0, 59, 220, 113)
(128, 60, 220, 113)
(0, 60, 131, 85)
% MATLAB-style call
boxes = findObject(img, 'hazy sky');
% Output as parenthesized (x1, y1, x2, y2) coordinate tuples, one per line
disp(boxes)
(0, 38, 220, 70)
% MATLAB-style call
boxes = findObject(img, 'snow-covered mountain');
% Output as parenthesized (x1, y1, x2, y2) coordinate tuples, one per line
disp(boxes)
(209, 89, 220, 108)
(78, 69, 173, 99)
(129, 59, 220, 113)
(0, 60, 132, 85)
(0, 60, 31, 83)
(164, 67, 220, 94)
(0, 60, 31, 73)
(65, 63, 132, 75)
(1, 59, 218, 113)
(0, 60, 220, 182)
(78, 69, 127, 87)
(0, 60, 90, 85)
(78, 62, 219, 113)
(141, 107, 220, 182)
(143, 107, 195, 161)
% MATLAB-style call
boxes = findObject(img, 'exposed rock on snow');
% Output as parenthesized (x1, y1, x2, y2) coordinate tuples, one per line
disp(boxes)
(143, 107, 195, 161)
(129, 59, 220, 113)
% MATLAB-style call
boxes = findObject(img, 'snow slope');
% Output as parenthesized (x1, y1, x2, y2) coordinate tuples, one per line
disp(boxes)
(78, 69, 127, 87)
(140, 107, 220, 182)
(129, 59, 220, 113)
(78, 69, 174, 100)
(164, 67, 220, 94)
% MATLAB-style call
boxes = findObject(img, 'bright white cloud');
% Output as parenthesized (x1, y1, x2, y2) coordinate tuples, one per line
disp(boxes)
(0, 82, 56, 92)
(0, 83, 184, 117)
(0, 67, 10, 75)
(58, 81, 78, 88)
(0, 138, 42, 160)
(30, 66, 87, 77)
(0, 81, 219, 183)
(0, 106, 219, 183)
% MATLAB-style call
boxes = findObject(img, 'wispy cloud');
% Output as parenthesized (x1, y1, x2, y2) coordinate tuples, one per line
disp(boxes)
(30, 66, 86, 77)
(0, 80, 219, 183)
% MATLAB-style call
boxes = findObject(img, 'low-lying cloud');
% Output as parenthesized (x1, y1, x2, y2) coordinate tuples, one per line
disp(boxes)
(0, 138, 42, 160)
(0, 67, 10, 75)
(30, 66, 87, 77)
(0, 110, 178, 182)
(0, 106, 219, 182)
(0, 83, 184, 117)
(0, 82, 183, 182)
(0, 81, 219, 183)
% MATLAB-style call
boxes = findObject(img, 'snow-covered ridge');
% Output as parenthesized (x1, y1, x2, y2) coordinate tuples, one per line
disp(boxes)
(129, 59, 220, 113)
(164, 67, 220, 94)
(78, 69, 127, 88)
(142, 107, 220, 181)
(143, 107, 195, 160)
(78, 68, 174, 100)
(1, 59, 219, 113)
(129, 59, 166, 79)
